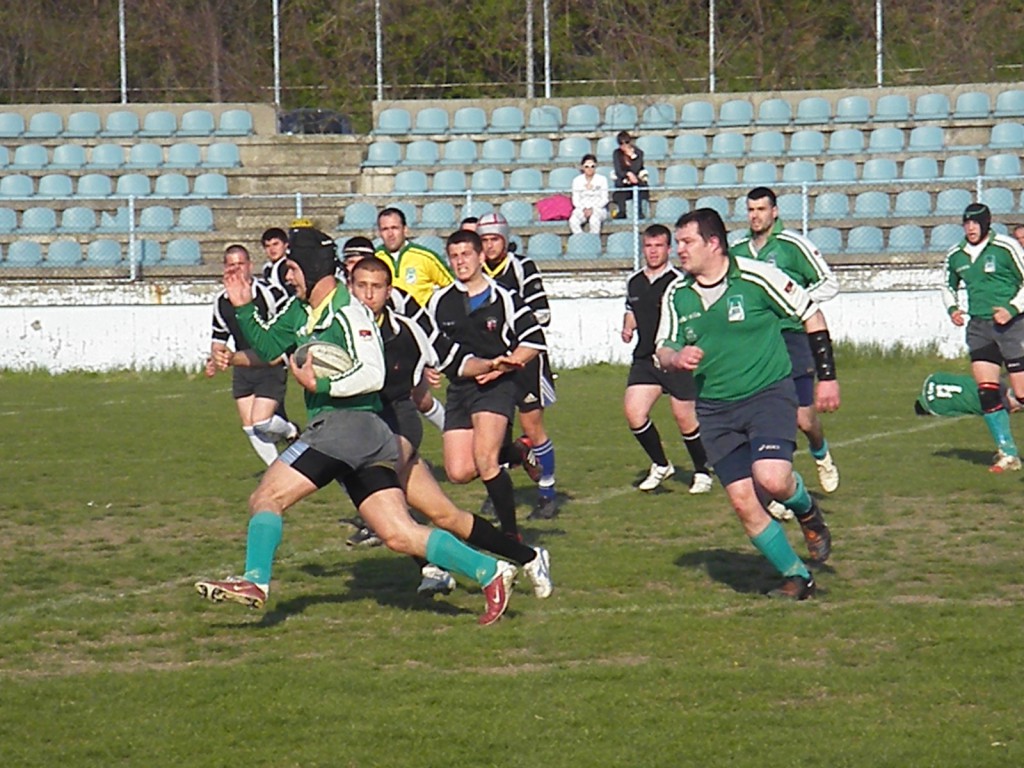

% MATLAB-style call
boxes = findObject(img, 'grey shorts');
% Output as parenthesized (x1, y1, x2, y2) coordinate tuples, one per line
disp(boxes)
(444, 377, 517, 431)
(966, 315, 1024, 363)
(696, 378, 798, 469)
(232, 365, 287, 401)
(380, 397, 424, 451)
(627, 357, 697, 401)
(284, 409, 398, 469)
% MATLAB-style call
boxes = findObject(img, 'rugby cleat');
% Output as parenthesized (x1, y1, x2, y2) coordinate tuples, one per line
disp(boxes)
(195, 576, 267, 609)
(688, 471, 714, 495)
(417, 565, 456, 597)
(479, 561, 517, 626)
(766, 574, 816, 601)
(990, 451, 1022, 473)
(638, 462, 675, 491)
(815, 451, 840, 492)
(522, 547, 553, 599)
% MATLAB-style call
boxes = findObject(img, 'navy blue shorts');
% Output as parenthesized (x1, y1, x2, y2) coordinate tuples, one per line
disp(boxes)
(627, 357, 698, 400)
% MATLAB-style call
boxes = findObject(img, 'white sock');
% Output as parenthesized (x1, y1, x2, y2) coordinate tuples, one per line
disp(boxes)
(253, 414, 297, 441)
(421, 398, 445, 431)
(243, 426, 279, 466)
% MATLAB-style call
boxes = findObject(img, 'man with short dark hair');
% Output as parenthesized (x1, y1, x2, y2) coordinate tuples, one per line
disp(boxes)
(375, 207, 454, 306)
(259, 227, 291, 295)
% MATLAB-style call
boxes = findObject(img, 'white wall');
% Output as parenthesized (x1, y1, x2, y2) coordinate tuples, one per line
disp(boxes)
(0, 266, 964, 373)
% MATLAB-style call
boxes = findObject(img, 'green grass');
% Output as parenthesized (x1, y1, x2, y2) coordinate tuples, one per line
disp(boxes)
(1, 356, 1022, 767)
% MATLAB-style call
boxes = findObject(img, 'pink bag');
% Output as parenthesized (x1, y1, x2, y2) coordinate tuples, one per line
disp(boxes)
(536, 194, 573, 221)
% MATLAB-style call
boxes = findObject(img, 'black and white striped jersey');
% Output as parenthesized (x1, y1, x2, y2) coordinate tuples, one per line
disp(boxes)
(211, 278, 291, 354)
(483, 254, 551, 327)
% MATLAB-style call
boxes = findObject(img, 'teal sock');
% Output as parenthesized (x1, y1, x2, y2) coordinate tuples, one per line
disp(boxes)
(983, 410, 1019, 456)
(751, 519, 810, 579)
(425, 529, 498, 586)
(809, 439, 829, 461)
(243, 511, 283, 586)
(780, 471, 813, 516)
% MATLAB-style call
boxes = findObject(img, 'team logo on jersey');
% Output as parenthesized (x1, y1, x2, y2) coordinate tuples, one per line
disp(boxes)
(727, 296, 745, 322)
(783, 280, 796, 294)
(359, 329, 373, 338)
(404, 267, 417, 285)
(485, 316, 498, 332)
(684, 327, 698, 343)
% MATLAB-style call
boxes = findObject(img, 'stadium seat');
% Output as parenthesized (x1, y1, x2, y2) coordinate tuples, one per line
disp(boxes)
(85, 239, 123, 265)
(102, 110, 140, 137)
(908, 125, 945, 152)
(0, 174, 34, 198)
(776, 193, 805, 221)
(994, 89, 1024, 118)
(605, 230, 639, 260)
(97, 206, 130, 232)
(748, 131, 784, 157)
(420, 200, 457, 229)
(867, 127, 905, 153)
(403, 139, 441, 166)
(137, 205, 175, 232)
(451, 106, 487, 135)
(525, 105, 562, 132)
(827, 128, 865, 154)
(526, 232, 562, 261)
(519, 137, 554, 164)
(602, 103, 638, 131)
(508, 167, 543, 192)
(852, 191, 890, 219)
(64, 110, 101, 138)
(913, 93, 950, 121)
(756, 98, 792, 126)
(730, 197, 751, 222)
(412, 107, 449, 135)
(887, 224, 926, 253)
(470, 168, 504, 193)
(874, 94, 911, 122)
(0, 146, 7, 168)
(663, 163, 699, 188)
(24, 111, 63, 138)
(77, 173, 113, 197)
(0, 207, 15, 233)
(833, 95, 870, 123)
(487, 105, 525, 133)
(89, 143, 126, 169)
(982, 187, 1015, 215)
(217, 109, 254, 136)
(163, 238, 202, 265)
(901, 157, 940, 181)
(557, 136, 592, 163)
(19, 207, 57, 233)
(154, 173, 190, 197)
(364, 140, 401, 167)
(861, 157, 899, 182)
(821, 159, 857, 182)
(702, 162, 738, 186)
(177, 109, 215, 137)
(942, 154, 980, 180)
(787, 130, 825, 156)
(50, 144, 87, 170)
(132, 239, 162, 266)
(846, 225, 884, 253)
(165, 142, 203, 169)
(813, 192, 849, 219)
(782, 160, 817, 183)
(929, 223, 964, 250)
(794, 96, 831, 125)
(204, 142, 242, 168)
(655, 196, 689, 224)
(6, 241, 43, 266)
(679, 100, 714, 129)
(116, 173, 152, 197)
(934, 188, 971, 216)
(58, 206, 97, 233)
(742, 161, 777, 185)
(37, 173, 73, 198)
(481, 138, 516, 165)
(47, 239, 83, 266)
(565, 232, 602, 260)
(431, 169, 466, 193)
(710, 132, 745, 158)
(0, 112, 25, 138)
(639, 102, 676, 130)
(565, 104, 601, 132)
(499, 199, 534, 228)
(177, 204, 214, 232)
(192, 173, 229, 197)
(988, 122, 1024, 150)
(547, 167, 577, 190)
(139, 110, 177, 138)
(895, 189, 934, 217)
(340, 201, 377, 229)
(984, 154, 1021, 177)
(459, 200, 492, 219)
(695, 195, 730, 220)
(10, 144, 49, 171)
(717, 99, 754, 127)
(635, 134, 668, 162)
(386, 200, 416, 227)
(672, 133, 706, 159)
(595, 135, 618, 163)
(953, 91, 990, 120)
(375, 107, 412, 135)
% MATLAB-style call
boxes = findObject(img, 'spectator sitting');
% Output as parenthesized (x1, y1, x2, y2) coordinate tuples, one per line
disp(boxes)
(611, 131, 649, 219)
(569, 153, 610, 235)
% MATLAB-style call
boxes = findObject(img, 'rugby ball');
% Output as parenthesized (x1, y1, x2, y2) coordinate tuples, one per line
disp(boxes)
(293, 341, 354, 377)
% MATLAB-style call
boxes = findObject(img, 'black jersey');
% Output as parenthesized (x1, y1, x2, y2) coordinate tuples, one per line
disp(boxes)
(378, 305, 436, 404)
(625, 265, 684, 361)
(261, 259, 293, 298)
(211, 278, 290, 355)
(483, 254, 551, 327)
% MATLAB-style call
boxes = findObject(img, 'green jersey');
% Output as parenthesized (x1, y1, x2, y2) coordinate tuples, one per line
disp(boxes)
(729, 220, 838, 334)
(656, 255, 818, 401)
(235, 284, 385, 418)
(916, 372, 1009, 416)
(942, 231, 1024, 321)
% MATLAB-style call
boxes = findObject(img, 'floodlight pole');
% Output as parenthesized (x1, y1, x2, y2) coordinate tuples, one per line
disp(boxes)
(708, 0, 716, 93)
(118, 0, 128, 103)
(375, 0, 384, 100)
(526, 0, 535, 99)
(543, 0, 551, 98)
(875, 0, 883, 86)
(272, 0, 281, 108)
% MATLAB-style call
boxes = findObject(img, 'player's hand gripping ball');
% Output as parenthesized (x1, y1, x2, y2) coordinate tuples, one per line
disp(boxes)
(292, 341, 354, 378)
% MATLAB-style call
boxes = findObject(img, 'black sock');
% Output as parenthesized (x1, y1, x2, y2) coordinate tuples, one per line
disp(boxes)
(468, 514, 535, 565)
(683, 428, 709, 474)
(632, 420, 668, 466)
(483, 469, 518, 537)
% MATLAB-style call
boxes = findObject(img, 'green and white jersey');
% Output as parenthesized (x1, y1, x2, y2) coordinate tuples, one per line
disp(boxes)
(729, 219, 838, 334)
(236, 284, 385, 418)
(942, 232, 1024, 320)
(656, 255, 818, 401)
(916, 372, 1011, 416)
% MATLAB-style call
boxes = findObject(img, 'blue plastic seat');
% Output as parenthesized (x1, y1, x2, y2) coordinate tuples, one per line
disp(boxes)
(0, 146, 8, 168)
(518, 137, 554, 164)
(102, 110, 140, 137)
(50, 144, 87, 170)
(852, 191, 890, 218)
(717, 99, 754, 127)
(10, 144, 49, 171)
(847, 225, 884, 253)
(77, 173, 113, 197)
(901, 157, 940, 181)
(365, 140, 401, 167)
(930, 223, 964, 250)
(635, 134, 668, 162)
(934, 189, 971, 216)
(874, 94, 911, 122)
(451, 106, 487, 134)
(116, 173, 152, 197)
(164, 238, 202, 265)
(177, 204, 214, 232)
(994, 89, 1024, 118)
(0, 207, 15, 233)
(672, 134, 706, 159)
(908, 125, 945, 152)
(821, 159, 857, 182)
(743, 161, 777, 185)
(984, 154, 1021, 177)
(488, 106, 525, 133)
(808, 226, 842, 252)
(989, 122, 1024, 150)
(139, 110, 177, 138)
(710, 132, 745, 158)
(420, 201, 457, 228)
(776, 193, 805, 221)
(756, 98, 792, 126)
(702, 162, 738, 186)
(0, 174, 34, 197)
(412, 107, 449, 135)
(85, 239, 123, 265)
(557, 136, 592, 163)
(403, 139, 441, 166)
(508, 167, 543, 192)
(64, 110, 101, 138)
(137, 205, 175, 232)
(525, 105, 562, 132)
(441, 138, 476, 165)
(132, 239, 162, 266)
(459, 200, 492, 219)
(97, 206, 130, 232)
(888, 224, 926, 252)
(58, 206, 97, 233)
(431, 169, 466, 193)
(679, 100, 714, 129)
(638, 102, 675, 130)
(192, 172, 228, 197)
(205, 142, 241, 168)
(375, 107, 412, 135)
(782, 160, 817, 183)
(942, 155, 980, 180)
(834, 95, 870, 123)
(595, 135, 618, 163)
(565, 104, 600, 132)
(217, 109, 254, 136)
(813, 192, 849, 219)
(47, 239, 83, 265)
(788, 129, 825, 156)
(861, 158, 899, 182)
(605, 231, 639, 260)
(654, 196, 688, 224)
(895, 189, 934, 217)
(828, 128, 865, 154)
(748, 131, 784, 157)
(340, 201, 377, 230)
(7, 241, 43, 266)
(794, 96, 831, 125)
(0, 113, 25, 138)
(867, 127, 905, 153)
(178, 109, 215, 137)
(152, 172, 190, 198)
(565, 232, 602, 260)
(953, 91, 990, 120)
(37, 173, 73, 198)
(499, 199, 534, 228)
(24, 111, 63, 138)
(526, 232, 562, 261)
(387, 201, 417, 226)
(913, 93, 950, 121)
(601, 103, 637, 131)
(481, 138, 516, 165)
(470, 168, 504, 193)
(695, 195, 730, 220)
(90, 143, 126, 169)
(547, 167, 577, 190)
(19, 207, 57, 233)
(982, 187, 1015, 215)
(663, 163, 699, 188)
(165, 142, 203, 169)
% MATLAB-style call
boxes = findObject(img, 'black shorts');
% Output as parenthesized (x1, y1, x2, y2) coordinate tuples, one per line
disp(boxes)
(444, 377, 517, 431)
(380, 396, 424, 451)
(515, 353, 557, 413)
(627, 357, 697, 401)
(782, 331, 815, 407)
(232, 365, 287, 401)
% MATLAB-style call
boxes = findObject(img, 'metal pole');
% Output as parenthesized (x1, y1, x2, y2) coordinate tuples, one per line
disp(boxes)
(375, 0, 384, 101)
(272, 0, 281, 108)
(875, 0, 883, 87)
(118, 0, 128, 103)
(543, 0, 551, 99)
(526, 0, 535, 99)
(708, 0, 716, 93)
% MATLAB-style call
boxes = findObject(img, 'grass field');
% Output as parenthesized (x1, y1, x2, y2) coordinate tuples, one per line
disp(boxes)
(1, 353, 1022, 767)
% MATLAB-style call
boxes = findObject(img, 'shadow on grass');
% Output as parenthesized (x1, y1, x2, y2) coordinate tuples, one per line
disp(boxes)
(675, 549, 783, 595)
(933, 447, 995, 468)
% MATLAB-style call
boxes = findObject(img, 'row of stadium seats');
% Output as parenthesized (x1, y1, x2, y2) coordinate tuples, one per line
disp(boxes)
(0, 204, 214, 234)
(372, 90, 1024, 135)
(0, 109, 254, 140)
(365, 124, 1024, 169)
(0, 238, 202, 267)
(0, 172, 229, 198)
(0, 142, 242, 170)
